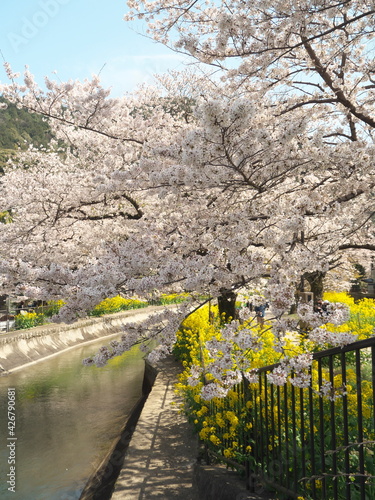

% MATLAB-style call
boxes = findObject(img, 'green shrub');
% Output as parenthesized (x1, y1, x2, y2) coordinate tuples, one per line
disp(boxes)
(35, 300, 65, 318)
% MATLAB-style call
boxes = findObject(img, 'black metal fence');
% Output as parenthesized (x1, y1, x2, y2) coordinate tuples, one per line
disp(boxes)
(203, 337, 375, 500)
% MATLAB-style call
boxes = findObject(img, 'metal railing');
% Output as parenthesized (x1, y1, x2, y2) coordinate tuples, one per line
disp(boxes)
(203, 337, 375, 500)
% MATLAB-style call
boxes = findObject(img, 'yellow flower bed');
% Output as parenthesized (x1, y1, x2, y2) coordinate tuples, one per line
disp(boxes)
(174, 294, 375, 487)
(158, 292, 190, 305)
(14, 312, 45, 329)
(324, 291, 375, 340)
(90, 295, 148, 316)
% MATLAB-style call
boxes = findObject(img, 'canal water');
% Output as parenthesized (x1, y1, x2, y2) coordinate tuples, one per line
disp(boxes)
(0, 336, 146, 500)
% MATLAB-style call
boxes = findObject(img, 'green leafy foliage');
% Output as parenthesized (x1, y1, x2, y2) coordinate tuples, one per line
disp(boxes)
(37, 300, 65, 318)
(0, 96, 54, 172)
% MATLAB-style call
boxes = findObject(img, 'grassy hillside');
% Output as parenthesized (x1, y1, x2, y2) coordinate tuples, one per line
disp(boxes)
(0, 96, 53, 171)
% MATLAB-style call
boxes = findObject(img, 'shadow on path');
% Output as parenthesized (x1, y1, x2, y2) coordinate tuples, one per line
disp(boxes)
(111, 357, 200, 500)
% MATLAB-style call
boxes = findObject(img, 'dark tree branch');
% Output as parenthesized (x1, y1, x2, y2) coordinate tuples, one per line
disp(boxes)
(301, 37, 375, 129)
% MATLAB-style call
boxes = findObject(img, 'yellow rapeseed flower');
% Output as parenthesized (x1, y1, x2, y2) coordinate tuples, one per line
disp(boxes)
(209, 435, 221, 446)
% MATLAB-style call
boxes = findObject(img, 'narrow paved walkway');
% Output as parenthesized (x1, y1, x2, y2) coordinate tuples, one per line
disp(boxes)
(111, 357, 200, 499)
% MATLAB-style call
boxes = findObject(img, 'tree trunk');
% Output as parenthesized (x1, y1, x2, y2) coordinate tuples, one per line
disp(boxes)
(304, 270, 326, 300)
(217, 290, 237, 324)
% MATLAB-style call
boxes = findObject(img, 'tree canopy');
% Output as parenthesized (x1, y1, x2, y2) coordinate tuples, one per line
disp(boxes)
(0, 1, 374, 366)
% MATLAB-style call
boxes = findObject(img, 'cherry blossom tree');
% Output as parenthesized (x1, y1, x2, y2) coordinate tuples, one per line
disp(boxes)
(126, 0, 375, 132)
(124, 0, 375, 301)
(0, 1, 374, 369)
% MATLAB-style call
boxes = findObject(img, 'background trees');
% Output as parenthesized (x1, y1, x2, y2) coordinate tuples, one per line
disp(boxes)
(0, 96, 53, 171)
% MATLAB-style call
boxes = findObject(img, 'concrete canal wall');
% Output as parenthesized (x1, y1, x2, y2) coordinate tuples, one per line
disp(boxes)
(0, 306, 165, 374)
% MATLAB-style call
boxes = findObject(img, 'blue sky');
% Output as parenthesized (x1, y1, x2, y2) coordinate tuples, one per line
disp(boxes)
(0, 0, 189, 96)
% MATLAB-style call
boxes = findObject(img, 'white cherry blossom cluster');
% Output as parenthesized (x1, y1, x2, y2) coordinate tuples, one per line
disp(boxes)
(266, 353, 313, 388)
(247, 295, 265, 308)
(297, 303, 328, 329)
(318, 381, 348, 402)
(243, 369, 259, 384)
(83, 346, 113, 368)
(238, 306, 252, 322)
(191, 317, 267, 400)
(233, 329, 264, 352)
(289, 371, 312, 389)
(323, 302, 351, 326)
(186, 364, 204, 387)
(201, 382, 230, 401)
(272, 317, 300, 337)
(266, 365, 289, 386)
(266, 281, 296, 318)
(147, 344, 173, 365)
(308, 328, 358, 348)
(205, 339, 233, 357)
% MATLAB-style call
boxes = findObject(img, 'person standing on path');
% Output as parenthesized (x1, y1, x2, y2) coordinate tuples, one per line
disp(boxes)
(254, 302, 268, 328)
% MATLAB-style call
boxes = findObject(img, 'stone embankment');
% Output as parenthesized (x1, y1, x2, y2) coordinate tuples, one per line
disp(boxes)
(0, 306, 167, 374)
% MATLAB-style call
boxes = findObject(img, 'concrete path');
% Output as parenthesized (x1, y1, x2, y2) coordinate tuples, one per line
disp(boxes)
(110, 356, 277, 500)
(111, 357, 200, 500)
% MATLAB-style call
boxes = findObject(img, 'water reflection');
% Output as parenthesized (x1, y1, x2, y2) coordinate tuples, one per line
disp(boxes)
(0, 338, 145, 500)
